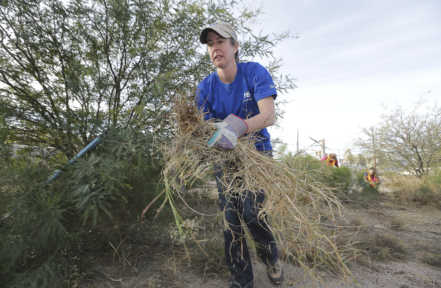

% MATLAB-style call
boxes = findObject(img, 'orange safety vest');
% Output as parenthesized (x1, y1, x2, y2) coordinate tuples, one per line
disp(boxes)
(365, 173, 379, 187)
(326, 156, 337, 167)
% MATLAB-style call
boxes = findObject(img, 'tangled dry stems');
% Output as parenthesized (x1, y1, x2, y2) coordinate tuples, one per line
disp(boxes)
(161, 96, 358, 280)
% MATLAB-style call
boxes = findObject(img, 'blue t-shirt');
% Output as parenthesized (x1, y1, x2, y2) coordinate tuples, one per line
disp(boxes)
(196, 62, 277, 151)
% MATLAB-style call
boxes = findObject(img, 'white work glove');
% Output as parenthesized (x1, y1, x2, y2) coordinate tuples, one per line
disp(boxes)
(207, 114, 248, 150)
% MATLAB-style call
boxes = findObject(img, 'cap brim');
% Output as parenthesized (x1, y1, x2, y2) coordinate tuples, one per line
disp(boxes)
(199, 28, 212, 44)
(200, 27, 231, 44)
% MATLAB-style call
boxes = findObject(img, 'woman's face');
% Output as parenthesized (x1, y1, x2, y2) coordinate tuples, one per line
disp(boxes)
(206, 31, 238, 69)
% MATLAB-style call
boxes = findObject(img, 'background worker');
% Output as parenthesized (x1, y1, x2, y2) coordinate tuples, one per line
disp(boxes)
(321, 153, 339, 167)
(196, 22, 283, 288)
(364, 167, 380, 188)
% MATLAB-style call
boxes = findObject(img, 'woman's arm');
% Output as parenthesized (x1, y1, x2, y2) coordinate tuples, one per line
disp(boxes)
(244, 96, 276, 134)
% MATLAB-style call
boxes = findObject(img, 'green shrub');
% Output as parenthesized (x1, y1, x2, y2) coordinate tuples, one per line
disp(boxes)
(0, 160, 66, 287)
(0, 128, 166, 287)
(0, 111, 10, 162)
(281, 154, 353, 195)
(411, 183, 441, 207)
(387, 173, 441, 207)
(357, 233, 407, 261)
(422, 252, 441, 268)
(427, 168, 441, 188)
(283, 153, 323, 171)
(326, 166, 352, 193)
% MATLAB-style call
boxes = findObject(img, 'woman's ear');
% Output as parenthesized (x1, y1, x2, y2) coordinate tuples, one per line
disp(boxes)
(234, 42, 239, 54)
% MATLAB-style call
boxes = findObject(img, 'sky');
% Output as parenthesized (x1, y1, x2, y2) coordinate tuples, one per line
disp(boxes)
(245, 0, 441, 157)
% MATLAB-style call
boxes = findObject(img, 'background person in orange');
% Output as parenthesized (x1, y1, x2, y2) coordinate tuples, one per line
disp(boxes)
(364, 167, 380, 188)
(321, 153, 339, 167)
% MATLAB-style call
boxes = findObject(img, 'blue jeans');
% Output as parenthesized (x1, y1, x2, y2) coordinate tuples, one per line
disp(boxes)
(214, 169, 279, 286)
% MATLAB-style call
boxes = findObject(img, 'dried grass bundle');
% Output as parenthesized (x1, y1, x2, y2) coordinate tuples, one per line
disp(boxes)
(161, 95, 358, 281)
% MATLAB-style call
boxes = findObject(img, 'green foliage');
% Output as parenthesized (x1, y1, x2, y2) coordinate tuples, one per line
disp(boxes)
(414, 185, 435, 205)
(422, 252, 441, 268)
(280, 153, 352, 195)
(282, 153, 322, 171)
(0, 0, 294, 160)
(427, 168, 441, 187)
(0, 111, 10, 161)
(412, 172, 441, 206)
(60, 128, 163, 225)
(326, 166, 352, 194)
(0, 128, 164, 287)
(387, 173, 441, 207)
(0, 160, 67, 287)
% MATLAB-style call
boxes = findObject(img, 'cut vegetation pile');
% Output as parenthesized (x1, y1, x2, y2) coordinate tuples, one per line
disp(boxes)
(159, 96, 359, 280)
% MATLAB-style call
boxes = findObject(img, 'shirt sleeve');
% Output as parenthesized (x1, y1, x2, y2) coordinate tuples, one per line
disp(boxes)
(196, 82, 215, 120)
(249, 63, 277, 102)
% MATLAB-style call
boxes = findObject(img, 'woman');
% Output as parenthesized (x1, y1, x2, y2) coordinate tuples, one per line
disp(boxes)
(196, 22, 283, 288)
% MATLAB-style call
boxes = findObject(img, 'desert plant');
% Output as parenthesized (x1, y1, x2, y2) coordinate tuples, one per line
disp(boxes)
(389, 217, 405, 230)
(282, 154, 353, 194)
(422, 252, 441, 268)
(357, 233, 407, 261)
(60, 128, 163, 225)
(282, 154, 353, 196)
(0, 128, 164, 288)
(426, 168, 441, 190)
(0, 160, 68, 287)
(326, 166, 352, 195)
(386, 174, 441, 207)
(282, 153, 323, 171)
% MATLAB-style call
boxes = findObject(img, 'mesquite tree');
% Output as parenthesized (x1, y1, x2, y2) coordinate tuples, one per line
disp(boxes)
(358, 104, 441, 176)
(0, 1, 295, 287)
(0, 0, 294, 158)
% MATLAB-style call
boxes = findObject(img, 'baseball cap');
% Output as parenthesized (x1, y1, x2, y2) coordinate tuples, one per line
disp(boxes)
(200, 22, 238, 44)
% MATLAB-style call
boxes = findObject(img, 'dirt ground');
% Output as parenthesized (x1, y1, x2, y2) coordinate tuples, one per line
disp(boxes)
(80, 185, 441, 288)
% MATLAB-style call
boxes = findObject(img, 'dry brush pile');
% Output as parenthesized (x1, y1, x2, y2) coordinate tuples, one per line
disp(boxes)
(158, 96, 359, 281)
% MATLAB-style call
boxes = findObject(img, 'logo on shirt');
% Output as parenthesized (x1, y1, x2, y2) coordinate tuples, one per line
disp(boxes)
(243, 91, 252, 103)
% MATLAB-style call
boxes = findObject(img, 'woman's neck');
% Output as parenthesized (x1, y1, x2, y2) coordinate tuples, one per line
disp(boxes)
(217, 62, 237, 84)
